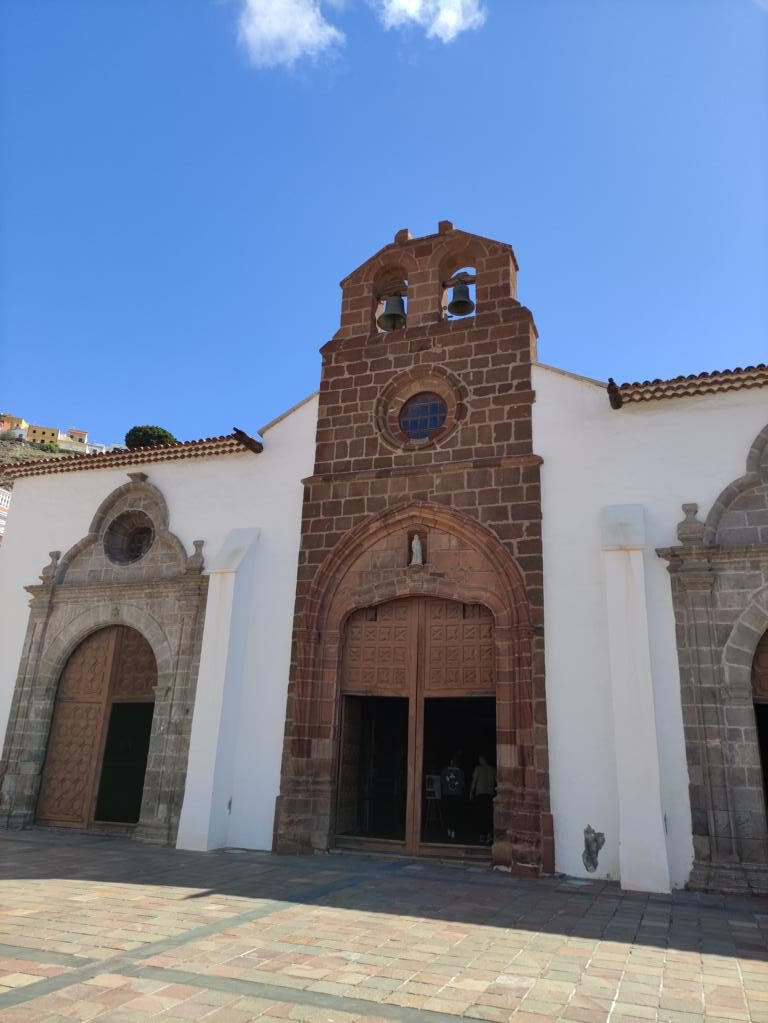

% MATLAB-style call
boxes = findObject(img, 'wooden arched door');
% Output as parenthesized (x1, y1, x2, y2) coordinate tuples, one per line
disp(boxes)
(37, 626, 156, 829)
(335, 597, 495, 855)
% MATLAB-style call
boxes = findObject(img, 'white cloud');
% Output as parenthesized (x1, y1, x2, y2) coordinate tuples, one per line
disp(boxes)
(373, 0, 487, 43)
(238, 0, 345, 68)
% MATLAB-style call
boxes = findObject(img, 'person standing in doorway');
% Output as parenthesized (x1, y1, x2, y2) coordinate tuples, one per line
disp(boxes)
(469, 754, 496, 845)
(440, 757, 465, 840)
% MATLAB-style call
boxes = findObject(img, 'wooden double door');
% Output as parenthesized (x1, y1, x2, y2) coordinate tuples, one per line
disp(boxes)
(335, 597, 495, 854)
(37, 625, 156, 830)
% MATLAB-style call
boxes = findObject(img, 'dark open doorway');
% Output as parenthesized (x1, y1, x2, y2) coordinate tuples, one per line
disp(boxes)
(421, 697, 496, 846)
(336, 695, 408, 841)
(94, 702, 153, 824)
(755, 703, 768, 813)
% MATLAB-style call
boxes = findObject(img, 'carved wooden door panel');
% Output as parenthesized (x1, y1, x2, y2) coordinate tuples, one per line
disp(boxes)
(424, 601, 494, 696)
(37, 628, 117, 826)
(36, 626, 156, 828)
(112, 628, 157, 701)
(341, 601, 417, 697)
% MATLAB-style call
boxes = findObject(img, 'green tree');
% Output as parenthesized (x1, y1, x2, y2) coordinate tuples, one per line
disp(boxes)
(124, 425, 178, 450)
(37, 441, 60, 453)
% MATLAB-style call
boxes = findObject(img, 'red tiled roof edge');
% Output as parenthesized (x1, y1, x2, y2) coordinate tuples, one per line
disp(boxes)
(607, 364, 768, 409)
(0, 430, 262, 480)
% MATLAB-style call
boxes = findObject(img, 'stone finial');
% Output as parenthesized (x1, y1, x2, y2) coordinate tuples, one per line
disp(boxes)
(127, 472, 148, 482)
(39, 551, 61, 583)
(677, 503, 705, 545)
(186, 540, 205, 574)
(438, 220, 454, 234)
(394, 228, 412, 244)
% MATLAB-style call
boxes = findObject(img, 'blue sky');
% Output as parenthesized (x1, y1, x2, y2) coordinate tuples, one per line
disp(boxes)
(1, 0, 766, 445)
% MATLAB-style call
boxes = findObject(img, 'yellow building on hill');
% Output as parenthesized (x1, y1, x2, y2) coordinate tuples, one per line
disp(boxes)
(26, 425, 59, 444)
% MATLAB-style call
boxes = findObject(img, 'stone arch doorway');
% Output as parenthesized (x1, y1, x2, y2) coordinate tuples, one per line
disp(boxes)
(36, 626, 156, 830)
(277, 500, 553, 875)
(335, 596, 497, 856)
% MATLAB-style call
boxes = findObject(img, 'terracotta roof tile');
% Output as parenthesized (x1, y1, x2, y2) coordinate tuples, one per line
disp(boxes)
(0, 431, 262, 481)
(607, 364, 768, 408)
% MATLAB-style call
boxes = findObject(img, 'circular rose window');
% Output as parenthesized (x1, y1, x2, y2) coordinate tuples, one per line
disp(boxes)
(104, 511, 155, 564)
(399, 393, 448, 440)
(375, 370, 465, 450)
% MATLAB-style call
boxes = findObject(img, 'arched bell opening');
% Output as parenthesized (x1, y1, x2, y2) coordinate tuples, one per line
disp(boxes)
(373, 266, 409, 333)
(36, 625, 157, 830)
(441, 265, 477, 321)
(751, 630, 768, 814)
(375, 281, 408, 332)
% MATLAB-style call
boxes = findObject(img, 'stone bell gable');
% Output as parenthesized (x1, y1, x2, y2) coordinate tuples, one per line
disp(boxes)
(317, 221, 536, 474)
(275, 222, 553, 875)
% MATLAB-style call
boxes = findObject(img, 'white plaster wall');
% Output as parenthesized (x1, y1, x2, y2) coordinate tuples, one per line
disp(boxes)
(533, 364, 768, 888)
(0, 394, 318, 852)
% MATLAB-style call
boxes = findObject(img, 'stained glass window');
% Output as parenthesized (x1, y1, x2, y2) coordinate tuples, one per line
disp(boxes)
(399, 393, 448, 440)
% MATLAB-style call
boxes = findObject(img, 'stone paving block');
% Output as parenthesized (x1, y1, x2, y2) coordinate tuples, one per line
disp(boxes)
(519, 996, 568, 1015)
(657, 1011, 705, 1023)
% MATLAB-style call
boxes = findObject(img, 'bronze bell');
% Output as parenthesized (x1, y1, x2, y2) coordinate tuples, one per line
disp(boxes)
(447, 281, 475, 317)
(377, 294, 406, 332)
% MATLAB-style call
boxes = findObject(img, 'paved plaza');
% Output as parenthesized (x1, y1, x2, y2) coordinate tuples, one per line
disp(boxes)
(0, 832, 765, 1023)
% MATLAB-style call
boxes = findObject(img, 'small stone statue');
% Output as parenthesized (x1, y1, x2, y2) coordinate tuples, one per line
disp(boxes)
(409, 534, 423, 566)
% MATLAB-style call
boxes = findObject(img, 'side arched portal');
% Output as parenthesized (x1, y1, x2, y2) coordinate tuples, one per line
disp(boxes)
(660, 422, 768, 893)
(0, 474, 208, 845)
(37, 626, 156, 829)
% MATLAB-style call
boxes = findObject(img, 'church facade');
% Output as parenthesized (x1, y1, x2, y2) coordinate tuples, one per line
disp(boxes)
(0, 224, 766, 895)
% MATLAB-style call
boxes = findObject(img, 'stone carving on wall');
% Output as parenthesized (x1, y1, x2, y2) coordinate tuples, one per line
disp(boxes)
(582, 825, 605, 873)
(0, 473, 208, 845)
(658, 424, 768, 894)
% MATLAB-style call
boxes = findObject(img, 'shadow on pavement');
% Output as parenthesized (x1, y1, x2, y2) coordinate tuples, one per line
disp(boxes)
(1, 828, 766, 962)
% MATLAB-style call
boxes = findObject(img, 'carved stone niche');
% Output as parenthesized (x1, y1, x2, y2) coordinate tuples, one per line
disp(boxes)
(0, 473, 209, 846)
(407, 529, 427, 566)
